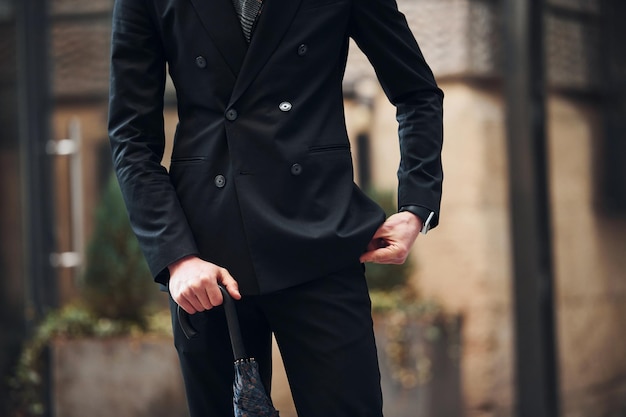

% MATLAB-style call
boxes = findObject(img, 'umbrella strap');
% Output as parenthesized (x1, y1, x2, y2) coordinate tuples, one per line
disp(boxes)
(219, 285, 248, 361)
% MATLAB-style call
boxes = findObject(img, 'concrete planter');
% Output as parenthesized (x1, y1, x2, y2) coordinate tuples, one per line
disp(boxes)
(51, 337, 187, 417)
(270, 315, 463, 417)
(49, 318, 461, 417)
(374, 315, 463, 417)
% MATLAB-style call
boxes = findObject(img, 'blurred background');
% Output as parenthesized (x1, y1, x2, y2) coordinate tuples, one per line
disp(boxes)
(1, 0, 625, 416)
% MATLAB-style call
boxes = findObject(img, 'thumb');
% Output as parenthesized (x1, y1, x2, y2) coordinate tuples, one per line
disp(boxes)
(218, 270, 241, 300)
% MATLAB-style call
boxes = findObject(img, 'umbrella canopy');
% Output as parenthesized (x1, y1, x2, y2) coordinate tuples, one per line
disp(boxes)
(178, 287, 280, 417)
(234, 358, 279, 417)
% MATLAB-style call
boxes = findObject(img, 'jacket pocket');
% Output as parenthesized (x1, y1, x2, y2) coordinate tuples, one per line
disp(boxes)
(170, 156, 209, 166)
(308, 144, 350, 154)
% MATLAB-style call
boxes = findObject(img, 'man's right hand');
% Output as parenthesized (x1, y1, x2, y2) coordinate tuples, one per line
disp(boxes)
(168, 256, 241, 314)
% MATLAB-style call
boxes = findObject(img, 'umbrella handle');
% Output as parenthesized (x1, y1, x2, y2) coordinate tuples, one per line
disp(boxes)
(177, 285, 248, 360)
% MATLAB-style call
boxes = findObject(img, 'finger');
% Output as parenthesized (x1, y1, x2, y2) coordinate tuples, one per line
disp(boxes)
(206, 281, 224, 307)
(362, 247, 407, 265)
(366, 237, 388, 252)
(176, 281, 212, 312)
(218, 268, 242, 300)
(171, 286, 198, 313)
(186, 289, 214, 312)
(361, 248, 388, 263)
(360, 240, 393, 263)
(177, 297, 198, 315)
(194, 288, 216, 311)
(360, 250, 375, 263)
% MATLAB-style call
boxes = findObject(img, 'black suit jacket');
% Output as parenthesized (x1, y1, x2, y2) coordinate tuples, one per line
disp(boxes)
(108, 0, 444, 295)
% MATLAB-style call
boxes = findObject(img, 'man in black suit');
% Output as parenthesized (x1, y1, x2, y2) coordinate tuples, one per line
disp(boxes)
(108, 0, 443, 415)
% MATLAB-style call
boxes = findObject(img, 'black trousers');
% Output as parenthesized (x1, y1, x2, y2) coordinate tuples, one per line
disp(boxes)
(169, 263, 384, 417)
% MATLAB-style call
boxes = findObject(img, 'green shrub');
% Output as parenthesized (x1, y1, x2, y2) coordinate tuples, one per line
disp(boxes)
(81, 173, 158, 326)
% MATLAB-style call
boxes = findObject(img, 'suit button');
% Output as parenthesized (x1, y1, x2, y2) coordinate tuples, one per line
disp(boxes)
(195, 56, 207, 68)
(279, 102, 292, 112)
(297, 44, 308, 56)
(290, 163, 303, 176)
(225, 109, 238, 121)
(214, 174, 226, 188)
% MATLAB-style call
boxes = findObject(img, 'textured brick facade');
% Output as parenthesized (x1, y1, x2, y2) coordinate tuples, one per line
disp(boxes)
(346, 0, 602, 92)
(49, 0, 603, 98)
(345, 0, 502, 85)
(50, 0, 112, 99)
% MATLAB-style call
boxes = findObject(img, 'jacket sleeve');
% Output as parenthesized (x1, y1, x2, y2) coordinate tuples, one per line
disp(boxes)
(108, 0, 199, 284)
(349, 0, 444, 229)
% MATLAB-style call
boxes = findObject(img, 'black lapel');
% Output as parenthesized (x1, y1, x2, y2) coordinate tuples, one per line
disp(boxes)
(229, 0, 303, 105)
(187, 0, 248, 77)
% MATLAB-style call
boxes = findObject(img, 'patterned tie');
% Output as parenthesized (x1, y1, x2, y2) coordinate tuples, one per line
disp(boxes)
(232, 0, 264, 43)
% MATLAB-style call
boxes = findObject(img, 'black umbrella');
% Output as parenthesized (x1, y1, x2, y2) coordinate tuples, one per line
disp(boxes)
(178, 287, 280, 417)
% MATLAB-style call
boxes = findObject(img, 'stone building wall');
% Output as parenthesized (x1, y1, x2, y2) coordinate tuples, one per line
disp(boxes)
(344, 1, 626, 416)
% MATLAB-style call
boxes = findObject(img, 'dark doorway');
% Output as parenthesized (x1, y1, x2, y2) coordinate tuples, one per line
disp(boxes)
(0, 0, 55, 413)
(0, 2, 26, 411)
(598, 0, 626, 216)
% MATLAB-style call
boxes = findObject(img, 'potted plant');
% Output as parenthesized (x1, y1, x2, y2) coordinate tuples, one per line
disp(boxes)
(8, 174, 186, 417)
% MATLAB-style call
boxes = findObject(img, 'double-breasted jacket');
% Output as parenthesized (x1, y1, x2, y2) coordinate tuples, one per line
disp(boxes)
(108, 0, 444, 294)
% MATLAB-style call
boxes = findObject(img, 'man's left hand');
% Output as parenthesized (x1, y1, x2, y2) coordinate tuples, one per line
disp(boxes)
(359, 211, 423, 264)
